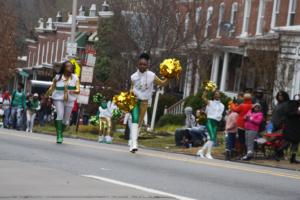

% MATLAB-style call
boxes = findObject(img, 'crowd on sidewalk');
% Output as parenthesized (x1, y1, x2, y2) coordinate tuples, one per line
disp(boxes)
(0, 82, 79, 133)
(178, 89, 300, 164)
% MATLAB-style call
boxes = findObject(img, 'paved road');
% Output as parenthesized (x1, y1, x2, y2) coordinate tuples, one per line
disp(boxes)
(0, 129, 300, 200)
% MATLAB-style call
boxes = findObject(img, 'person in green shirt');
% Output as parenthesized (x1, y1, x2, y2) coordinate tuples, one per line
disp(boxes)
(26, 93, 40, 133)
(10, 83, 26, 130)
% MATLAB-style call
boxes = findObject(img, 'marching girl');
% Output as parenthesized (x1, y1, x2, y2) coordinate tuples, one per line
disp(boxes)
(46, 61, 80, 143)
(129, 53, 168, 153)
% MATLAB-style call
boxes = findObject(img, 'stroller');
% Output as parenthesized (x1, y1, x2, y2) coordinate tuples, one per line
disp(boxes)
(254, 132, 284, 159)
(175, 126, 208, 148)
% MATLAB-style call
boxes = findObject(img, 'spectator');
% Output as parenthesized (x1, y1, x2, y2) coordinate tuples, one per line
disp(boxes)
(271, 91, 290, 132)
(10, 83, 26, 130)
(196, 91, 224, 159)
(225, 108, 239, 161)
(2, 91, 11, 128)
(26, 93, 40, 133)
(253, 88, 268, 118)
(242, 103, 264, 160)
(70, 100, 79, 126)
(235, 92, 244, 105)
(231, 93, 253, 156)
(184, 107, 196, 128)
(275, 94, 300, 164)
(38, 94, 47, 126)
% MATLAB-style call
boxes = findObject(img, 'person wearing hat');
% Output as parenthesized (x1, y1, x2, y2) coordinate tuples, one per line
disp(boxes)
(10, 83, 26, 130)
(242, 103, 264, 160)
(26, 93, 41, 133)
(2, 90, 11, 128)
(253, 88, 268, 118)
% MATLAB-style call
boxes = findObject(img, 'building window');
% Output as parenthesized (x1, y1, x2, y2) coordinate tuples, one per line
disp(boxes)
(216, 3, 225, 38)
(184, 12, 190, 38)
(287, 0, 297, 26)
(271, 0, 281, 29)
(230, 2, 238, 34)
(241, 0, 251, 37)
(204, 6, 213, 38)
(256, 0, 266, 35)
(195, 7, 202, 26)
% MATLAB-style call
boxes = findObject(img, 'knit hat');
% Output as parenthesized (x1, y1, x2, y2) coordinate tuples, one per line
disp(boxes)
(33, 93, 39, 97)
(252, 103, 261, 109)
(243, 93, 252, 100)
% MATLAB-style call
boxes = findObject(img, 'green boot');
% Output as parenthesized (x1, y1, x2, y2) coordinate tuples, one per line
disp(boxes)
(56, 120, 63, 144)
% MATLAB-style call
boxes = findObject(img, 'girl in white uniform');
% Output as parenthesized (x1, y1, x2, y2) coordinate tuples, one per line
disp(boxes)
(46, 61, 80, 143)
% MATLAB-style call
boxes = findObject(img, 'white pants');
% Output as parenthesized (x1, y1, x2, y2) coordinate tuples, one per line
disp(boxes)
(53, 100, 73, 125)
(26, 110, 36, 132)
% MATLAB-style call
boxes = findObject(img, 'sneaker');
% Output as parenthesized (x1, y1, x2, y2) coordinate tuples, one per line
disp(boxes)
(196, 150, 205, 158)
(242, 155, 252, 161)
(205, 154, 214, 159)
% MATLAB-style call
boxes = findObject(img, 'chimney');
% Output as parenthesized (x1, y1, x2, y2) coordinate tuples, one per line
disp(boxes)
(46, 18, 53, 30)
(37, 18, 44, 29)
(79, 5, 85, 16)
(56, 11, 62, 22)
(89, 4, 96, 17)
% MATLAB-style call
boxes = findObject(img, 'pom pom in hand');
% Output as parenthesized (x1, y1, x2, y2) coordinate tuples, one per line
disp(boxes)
(159, 58, 182, 79)
(113, 92, 137, 113)
(203, 81, 217, 92)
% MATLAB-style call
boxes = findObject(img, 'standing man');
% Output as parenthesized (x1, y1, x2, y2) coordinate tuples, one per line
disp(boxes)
(129, 53, 168, 153)
(10, 83, 26, 130)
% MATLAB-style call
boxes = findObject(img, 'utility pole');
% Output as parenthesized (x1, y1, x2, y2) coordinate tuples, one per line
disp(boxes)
(71, 0, 77, 43)
(150, 87, 164, 131)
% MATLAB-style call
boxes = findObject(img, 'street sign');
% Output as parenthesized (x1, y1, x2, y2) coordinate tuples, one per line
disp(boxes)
(86, 51, 96, 67)
(77, 87, 90, 105)
(66, 42, 78, 57)
(81, 66, 94, 83)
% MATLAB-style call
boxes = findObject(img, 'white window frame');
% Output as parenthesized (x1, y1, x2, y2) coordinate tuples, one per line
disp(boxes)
(287, 0, 297, 26)
(271, 0, 281, 30)
(256, 0, 266, 35)
(229, 2, 238, 36)
(241, 0, 252, 37)
(204, 6, 213, 38)
(184, 12, 190, 38)
(217, 2, 225, 38)
(195, 7, 202, 26)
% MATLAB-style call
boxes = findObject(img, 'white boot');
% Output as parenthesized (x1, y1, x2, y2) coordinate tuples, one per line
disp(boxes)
(105, 135, 113, 144)
(205, 141, 214, 159)
(196, 141, 209, 158)
(128, 139, 132, 147)
(130, 123, 139, 153)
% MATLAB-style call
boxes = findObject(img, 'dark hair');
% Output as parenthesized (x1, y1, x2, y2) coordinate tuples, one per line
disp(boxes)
(139, 53, 150, 61)
(276, 91, 290, 102)
(58, 61, 74, 81)
(18, 83, 24, 88)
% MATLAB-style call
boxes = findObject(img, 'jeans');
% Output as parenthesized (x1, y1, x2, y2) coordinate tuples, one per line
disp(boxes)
(26, 110, 36, 132)
(3, 108, 10, 128)
(39, 111, 45, 127)
(226, 132, 236, 151)
(245, 130, 258, 155)
(10, 107, 23, 129)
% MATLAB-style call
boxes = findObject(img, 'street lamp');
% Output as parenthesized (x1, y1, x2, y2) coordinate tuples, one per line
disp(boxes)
(98, 0, 114, 18)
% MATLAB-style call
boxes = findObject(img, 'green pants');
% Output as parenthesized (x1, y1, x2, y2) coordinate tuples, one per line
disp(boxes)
(131, 100, 141, 124)
(206, 118, 218, 143)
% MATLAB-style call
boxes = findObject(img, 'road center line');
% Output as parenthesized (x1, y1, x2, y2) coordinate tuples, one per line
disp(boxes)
(1, 131, 300, 180)
(82, 174, 196, 200)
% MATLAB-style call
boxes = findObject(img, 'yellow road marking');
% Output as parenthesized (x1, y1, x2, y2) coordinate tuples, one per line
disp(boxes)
(1, 131, 300, 180)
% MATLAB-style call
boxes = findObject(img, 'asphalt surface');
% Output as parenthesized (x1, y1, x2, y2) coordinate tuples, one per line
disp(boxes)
(0, 128, 300, 200)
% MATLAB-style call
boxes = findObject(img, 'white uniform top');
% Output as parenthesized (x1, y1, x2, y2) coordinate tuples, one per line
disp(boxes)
(131, 70, 155, 101)
(205, 100, 225, 121)
(99, 101, 117, 118)
(51, 74, 79, 102)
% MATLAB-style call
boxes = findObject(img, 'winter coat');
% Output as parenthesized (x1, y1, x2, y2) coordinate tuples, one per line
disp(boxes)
(232, 99, 253, 129)
(244, 110, 264, 132)
(225, 112, 239, 133)
(280, 101, 300, 143)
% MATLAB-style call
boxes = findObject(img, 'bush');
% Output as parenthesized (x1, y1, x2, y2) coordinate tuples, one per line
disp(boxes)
(156, 114, 185, 127)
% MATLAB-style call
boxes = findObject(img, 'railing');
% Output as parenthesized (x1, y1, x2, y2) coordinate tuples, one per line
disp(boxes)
(164, 98, 186, 115)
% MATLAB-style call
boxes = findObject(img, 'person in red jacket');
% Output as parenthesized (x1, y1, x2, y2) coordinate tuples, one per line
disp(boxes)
(70, 100, 79, 126)
(231, 93, 253, 156)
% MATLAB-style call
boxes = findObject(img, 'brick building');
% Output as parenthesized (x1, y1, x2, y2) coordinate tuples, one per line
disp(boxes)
(176, 0, 300, 100)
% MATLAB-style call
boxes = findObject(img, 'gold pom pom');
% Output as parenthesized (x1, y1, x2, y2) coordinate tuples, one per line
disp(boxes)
(159, 58, 182, 79)
(113, 91, 137, 113)
(203, 81, 217, 92)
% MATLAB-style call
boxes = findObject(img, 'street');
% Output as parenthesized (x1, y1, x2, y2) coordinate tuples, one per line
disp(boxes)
(0, 129, 300, 200)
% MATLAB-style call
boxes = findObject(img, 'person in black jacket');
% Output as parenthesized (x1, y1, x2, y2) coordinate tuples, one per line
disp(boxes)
(275, 94, 300, 164)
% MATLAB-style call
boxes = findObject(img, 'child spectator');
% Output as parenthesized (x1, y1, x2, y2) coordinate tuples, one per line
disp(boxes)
(225, 108, 238, 160)
(242, 103, 263, 160)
